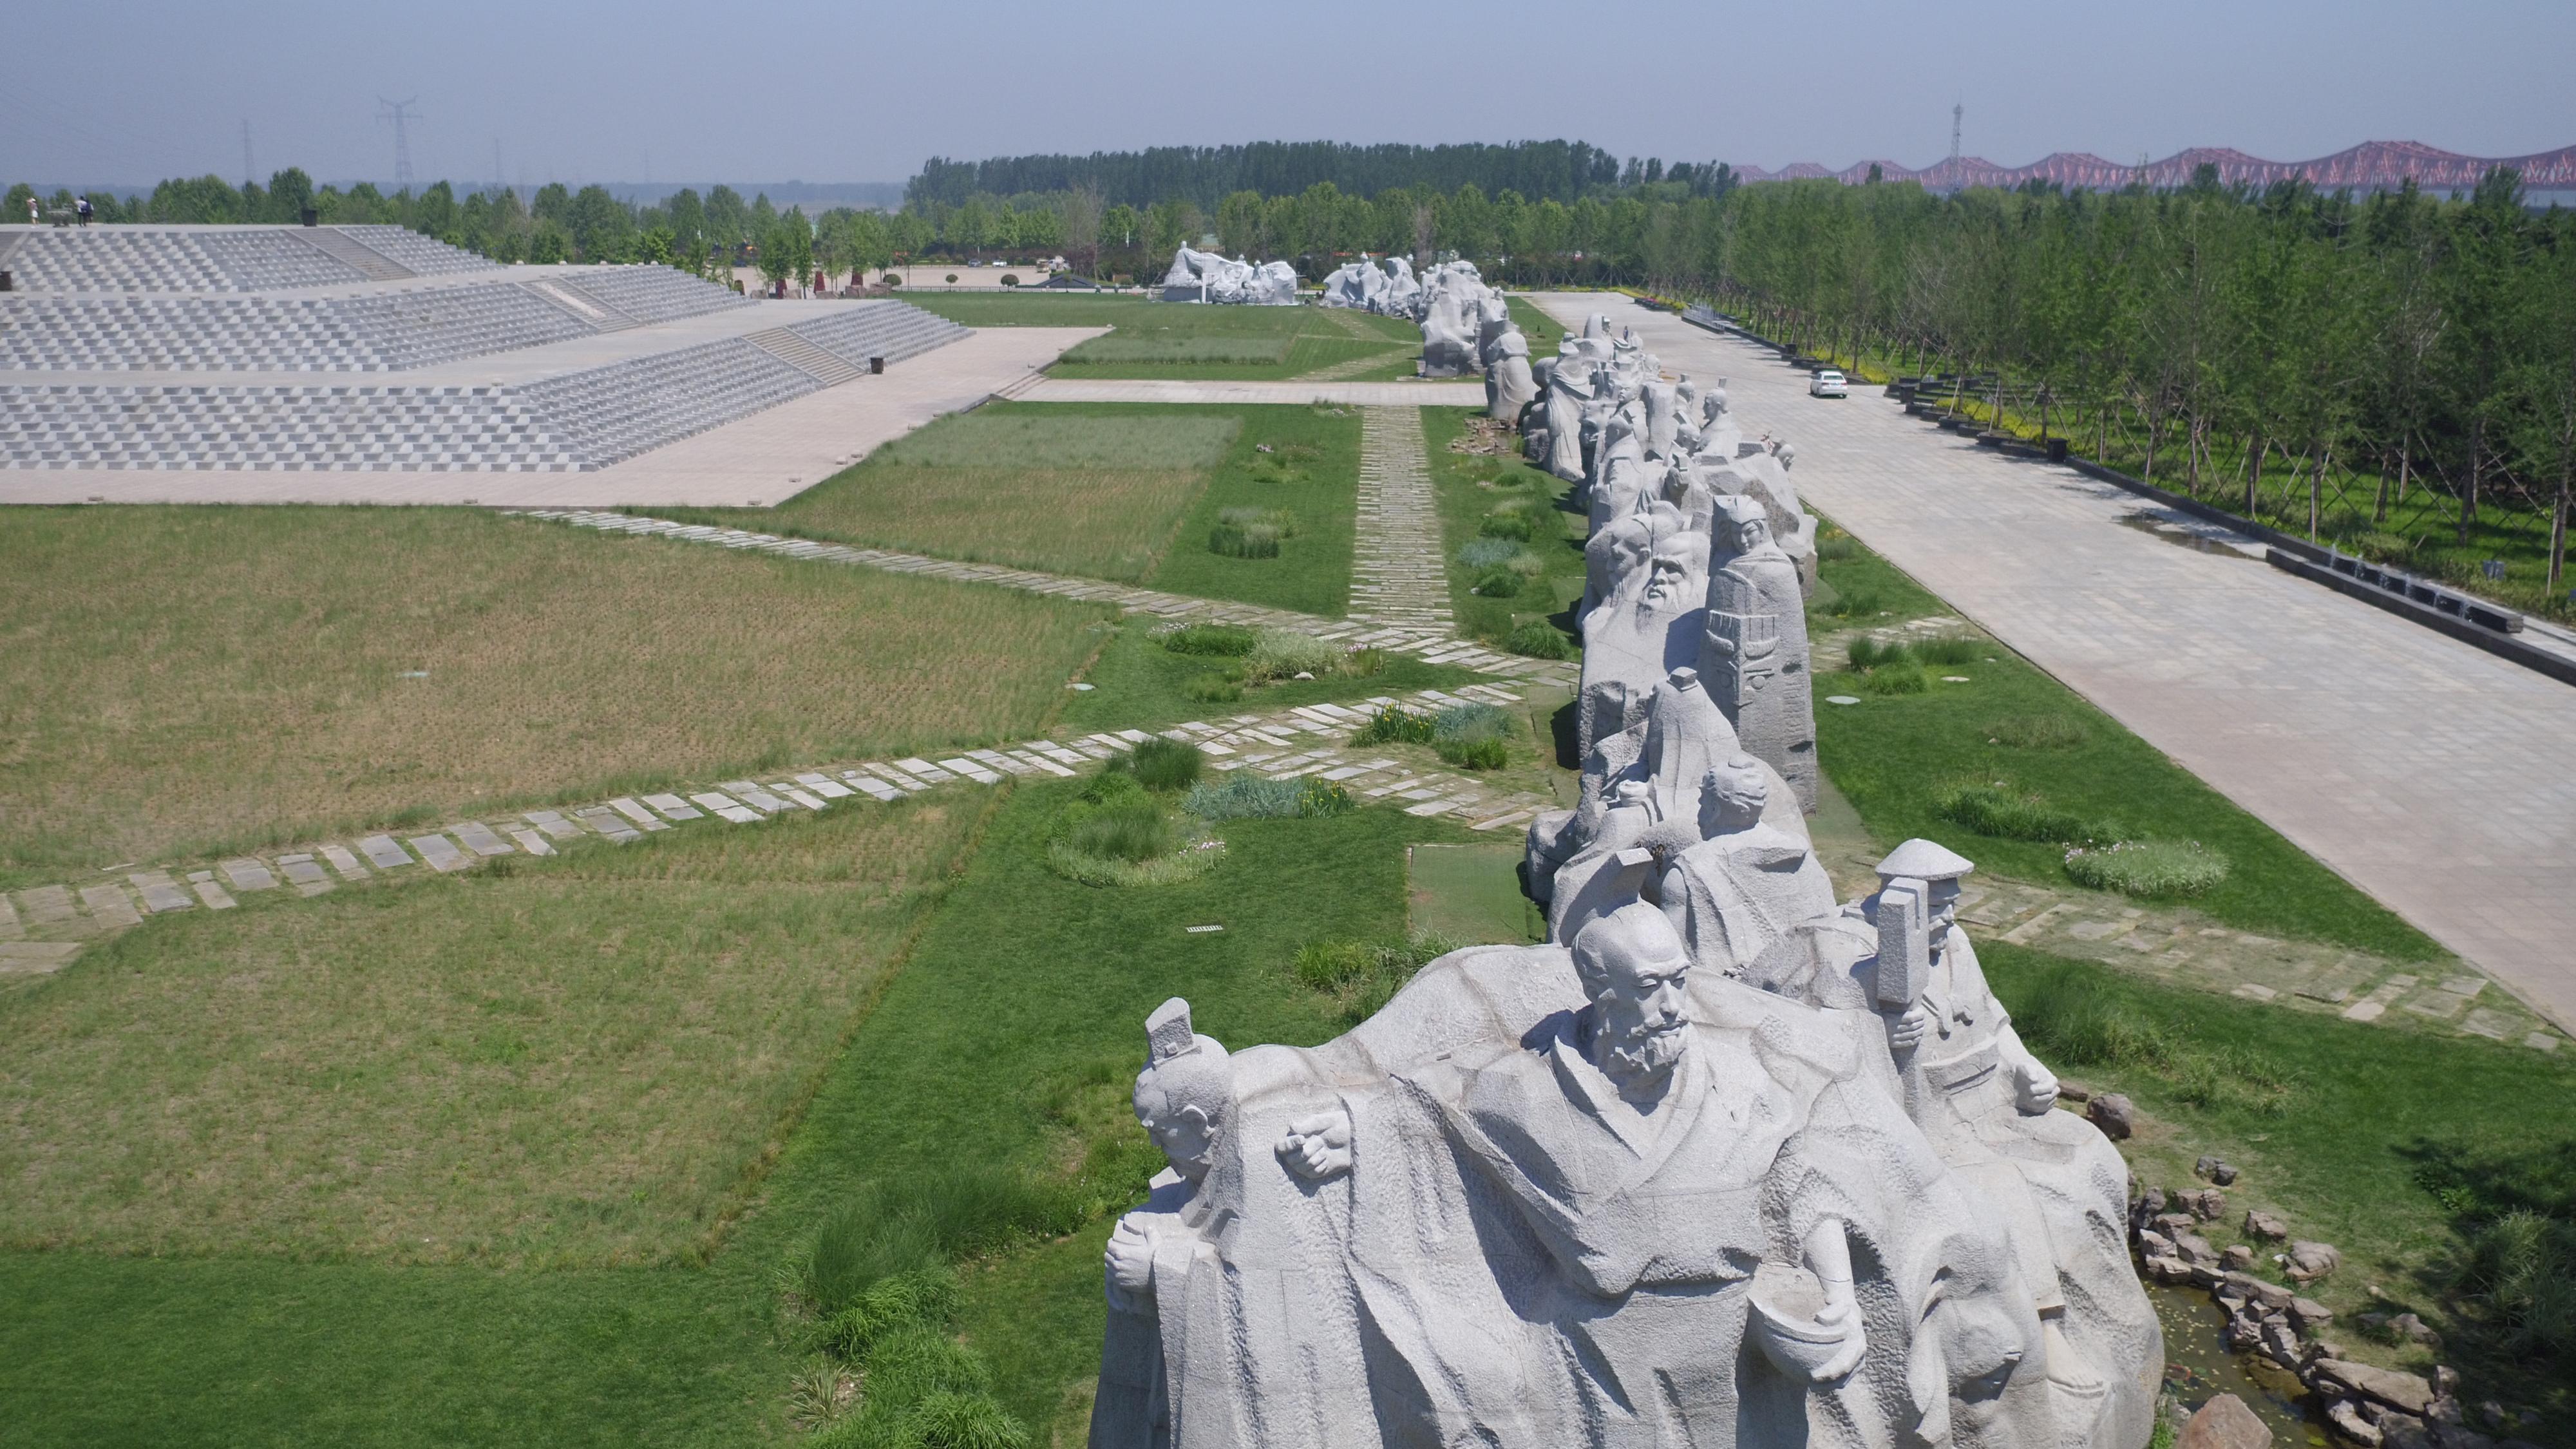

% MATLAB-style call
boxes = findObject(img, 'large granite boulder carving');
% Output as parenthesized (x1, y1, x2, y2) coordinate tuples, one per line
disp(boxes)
(1702, 495, 1819, 813)
(1159, 246, 1296, 305)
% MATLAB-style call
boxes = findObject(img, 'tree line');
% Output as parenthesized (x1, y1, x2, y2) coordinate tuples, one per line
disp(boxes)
(1679, 172, 2576, 610)
(905, 140, 1739, 212)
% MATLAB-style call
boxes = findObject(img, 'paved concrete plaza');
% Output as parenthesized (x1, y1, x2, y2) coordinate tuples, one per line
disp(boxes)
(1019, 378, 1487, 407)
(0, 327, 1101, 506)
(1527, 293, 2576, 1031)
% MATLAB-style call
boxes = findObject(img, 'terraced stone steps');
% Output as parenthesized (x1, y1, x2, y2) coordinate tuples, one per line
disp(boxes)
(749, 327, 861, 385)
(520, 278, 639, 331)
(291, 227, 415, 281)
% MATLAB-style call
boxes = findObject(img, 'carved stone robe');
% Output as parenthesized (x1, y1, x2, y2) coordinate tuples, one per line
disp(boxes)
(1658, 822, 1839, 978)
(1701, 536, 1818, 813)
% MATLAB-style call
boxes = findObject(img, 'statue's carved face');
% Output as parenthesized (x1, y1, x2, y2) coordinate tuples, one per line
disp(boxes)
(1137, 1094, 1218, 1184)
(1642, 553, 1693, 609)
(1736, 515, 1772, 553)
(1927, 878, 1962, 933)
(1590, 932, 1693, 1092)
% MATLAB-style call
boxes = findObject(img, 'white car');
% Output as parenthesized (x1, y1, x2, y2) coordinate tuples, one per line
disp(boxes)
(1808, 369, 1848, 399)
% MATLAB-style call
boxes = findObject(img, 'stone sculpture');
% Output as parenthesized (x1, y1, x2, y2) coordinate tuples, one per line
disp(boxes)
(1318, 254, 1423, 317)
(1157, 247, 1298, 305)
(1090, 883, 2155, 1446)
(1574, 507, 1708, 762)
(1657, 752, 1839, 975)
(1417, 261, 1498, 376)
(1484, 328, 1536, 420)
(1702, 495, 1819, 813)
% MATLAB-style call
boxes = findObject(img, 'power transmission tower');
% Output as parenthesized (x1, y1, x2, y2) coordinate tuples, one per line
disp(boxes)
(241, 121, 254, 188)
(1950, 103, 1964, 165)
(377, 96, 421, 191)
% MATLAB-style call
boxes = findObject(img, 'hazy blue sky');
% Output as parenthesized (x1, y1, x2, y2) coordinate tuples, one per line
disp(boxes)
(8, 0, 2571, 189)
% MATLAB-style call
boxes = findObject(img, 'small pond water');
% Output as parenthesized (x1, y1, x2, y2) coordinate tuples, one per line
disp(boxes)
(2148, 1278, 2331, 1444)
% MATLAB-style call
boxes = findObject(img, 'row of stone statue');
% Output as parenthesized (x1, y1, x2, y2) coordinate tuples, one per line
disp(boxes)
(1085, 301, 2161, 1447)
(1157, 246, 1300, 305)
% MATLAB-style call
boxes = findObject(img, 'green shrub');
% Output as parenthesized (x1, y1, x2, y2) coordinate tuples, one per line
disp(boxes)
(1504, 621, 1574, 659)
(2464, 1211, 2576, 1358)
(1208, 523, 1281, 558)
(1471, 567, 1524, 598)
(1821, 588, 1884, 619)
(1182, 672, 1242, 703)
(1816, 533, 1861, 562)
(904, 1392, 1032, 1449)
(1439, 737, 1510, 770)
(1988, 714, 2089, 750)
(1290, 934, 1464, 1025)
(1846, 636, 1909, 670)
(1186, 775, 1305, 820)
(1934, 782, 2118, 844)
(815, 1266, 962, 1361)
(1296, 777, 1356, 817)
(1157, 623, 1258, 657)
(2062, 839, 2231, 897)
(1218, 506, 1296, 535)
(1860, 662, 1929, 695)
(1078, 768, 1146, 806)
(1352, 706, 1436, 746)
(1478, 508, 1535, 542)
(1127, 737, 1204, 793)
(1456, 538, 1525, 569)
(1915, 636, 1980, 667)
(802, 1195, 943, 1318)
(1343, 647, 1388, 677)
(1242, 628, 1342, 682)
(1066, 800, 1177, 862)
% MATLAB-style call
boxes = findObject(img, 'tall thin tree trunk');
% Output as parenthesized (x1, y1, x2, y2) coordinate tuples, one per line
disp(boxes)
(2550, 471, 2568, 596)
(2311, 440, 2326, 540)
(2245, 433, 2265, 519)
(2460, 421, 2483, 544)
(2396, 442, 2411, 509)
(2186, 417, 2202, 494)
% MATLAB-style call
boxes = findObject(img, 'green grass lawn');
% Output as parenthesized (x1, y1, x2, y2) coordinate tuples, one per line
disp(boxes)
(0, 508, 1111, 889)
(1057, 620, 1487, 734)
(648, 406, 1242, 583)
(0, 794, 976, 1267)
(652, 403, 1361, 617)
(1806, 522, 2443, 961)
(729, 781, 1476, 1442)
(1140, 404, 1361, 615)
(894, 293, 1419, 381)
(1985, 943, 2576, 1435)
(1421, 406, 1586, 650)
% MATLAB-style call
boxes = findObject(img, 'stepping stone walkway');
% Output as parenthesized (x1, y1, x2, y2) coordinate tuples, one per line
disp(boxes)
(504, 508, 1558, 687)
(1347, 409, 1457, 632)
(0, 683, 1567, 978)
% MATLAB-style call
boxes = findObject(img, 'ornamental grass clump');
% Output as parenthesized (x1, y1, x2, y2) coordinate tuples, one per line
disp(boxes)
(1184, 775, 1355, 820)
(1478, 506, 1536, 542)
(1914, 636, 1980, 667)
(1290, 934, 1466, 1025)
(1434, 703, 1513, 771)
(1456, 538, 1525, 569)
(1472, 567, 1524, 598)
(1240, 628, 1343, 682)
(1126, 737, 1204, 793)
(1846, 636, 1909, 670)
(1934, 781, 2120, 844)
(1350, 706, 1435, 747)
(1182, 672, 1242, 703)
(1157, 623, 1258, 657)
(2062, 838, 2231, 898)
(1860, 661, 1930, 695)
(1504, 620, 1574, 659)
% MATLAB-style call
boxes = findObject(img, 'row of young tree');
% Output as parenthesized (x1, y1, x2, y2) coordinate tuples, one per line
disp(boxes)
(1672, 172, 2576, 609)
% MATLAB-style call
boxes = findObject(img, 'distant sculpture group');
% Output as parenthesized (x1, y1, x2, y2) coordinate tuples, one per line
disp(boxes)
(1088, 300, 2161, 1449)
(1157, 245, 1299, 305)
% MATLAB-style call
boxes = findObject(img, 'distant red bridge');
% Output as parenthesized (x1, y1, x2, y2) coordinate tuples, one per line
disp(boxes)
(1735, 140, 2576, 193)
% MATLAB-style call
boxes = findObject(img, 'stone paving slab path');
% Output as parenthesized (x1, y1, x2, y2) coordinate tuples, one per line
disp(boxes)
(1347, 409, 1455, 632)
(503, 510, 1569, 689)
(1526, 292, 2576, 1032)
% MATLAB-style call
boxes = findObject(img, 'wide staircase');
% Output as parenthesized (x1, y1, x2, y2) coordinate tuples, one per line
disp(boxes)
(747, 328, 860, 385)
(511, 336, 821, 468)
(519, 278, 639, 332)
(556, 266, 748, 324)
(290, 227, 416, 281)
(784, 302, 970, 371)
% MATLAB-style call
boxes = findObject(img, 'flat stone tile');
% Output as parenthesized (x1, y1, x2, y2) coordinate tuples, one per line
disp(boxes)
(319, 844, 369, 880)
(79, 884, 144, 927)
(775, 787, 827, 811)
(575, 806, 640, 842)
(0, 940, 82, 976)
(358, 834, 413, 868)
(451, 821, 515, 857)
(129, 871, 194, 913)
(609, 797, 659, 825)
(723, 783, 790, 812)
(0, 894, 17, 940)
(795, 772, 856, 798)
(938, 759, 1002, 784)
(509, 828, 556, 856)
(409, 835, 473, 872)
(522, 810, 585, 841)
(17, 886, 75, 925)
(641, 793, 704, 820)
(893, 758, 952, 781)
(849, 776, 904, 802)
(278, 858, 332, 895)
(219, 858, 279, 892)
(193, 879, 236, 909)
